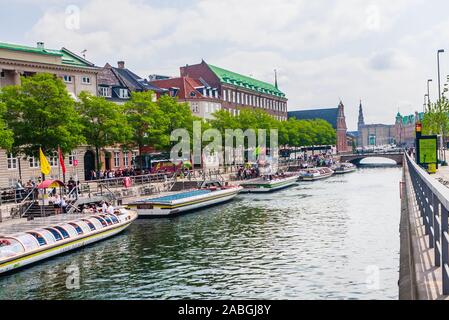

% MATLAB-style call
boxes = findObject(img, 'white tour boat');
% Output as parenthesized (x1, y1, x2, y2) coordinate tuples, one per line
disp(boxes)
(0, 208, 137, 274)
(128, 181, 242, 218)
(299, 167, 335, 181)
(334, 163, 357, 175)
(240, 174, 299, 193)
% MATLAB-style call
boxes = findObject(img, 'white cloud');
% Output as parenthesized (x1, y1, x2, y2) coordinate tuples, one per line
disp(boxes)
(23, 0, 445, 130)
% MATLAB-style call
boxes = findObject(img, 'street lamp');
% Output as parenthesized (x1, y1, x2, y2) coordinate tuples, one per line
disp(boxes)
(438, 49, 445, 101)
(427, 79, 433, 108)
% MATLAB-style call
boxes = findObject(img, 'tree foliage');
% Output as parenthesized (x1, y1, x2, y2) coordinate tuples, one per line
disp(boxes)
(0, 101, 13, 150)
(423, 97, 449, 136)
(76, 92, 132, 169)
(0, 73, 85, 156)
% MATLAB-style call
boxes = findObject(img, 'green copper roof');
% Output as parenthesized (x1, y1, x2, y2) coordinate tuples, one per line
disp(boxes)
(208, 63, 286, 98)
(0, 42, 93, 68)
(397, 112, 424, 125)
(0, 42, 62, 57)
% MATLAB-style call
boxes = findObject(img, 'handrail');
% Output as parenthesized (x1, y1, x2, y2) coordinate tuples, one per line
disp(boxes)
(405, 152, 449, 295)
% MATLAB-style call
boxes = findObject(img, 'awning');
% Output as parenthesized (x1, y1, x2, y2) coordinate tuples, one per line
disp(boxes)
(37, 180, 65, 189)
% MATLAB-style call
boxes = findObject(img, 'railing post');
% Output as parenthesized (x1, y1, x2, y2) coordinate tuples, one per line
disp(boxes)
(442, 205, 449, 295)
(433, 193, 441, 267)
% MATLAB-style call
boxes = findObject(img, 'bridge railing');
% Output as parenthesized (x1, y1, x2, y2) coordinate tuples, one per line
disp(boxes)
(405, 153, 449, 295)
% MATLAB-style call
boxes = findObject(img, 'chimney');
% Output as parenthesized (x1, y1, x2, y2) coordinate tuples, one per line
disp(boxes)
(37, 42, 44, 49)
(117, 61, 125, 69)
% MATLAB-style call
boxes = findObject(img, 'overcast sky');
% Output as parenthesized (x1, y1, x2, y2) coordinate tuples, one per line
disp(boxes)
(2, 0, 449, 130)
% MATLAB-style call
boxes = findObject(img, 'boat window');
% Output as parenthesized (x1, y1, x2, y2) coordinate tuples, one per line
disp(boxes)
(0, 238, 24, 259)
(93, 216, 108, 228)
(27, 232, 47, 246)
(69, 223, 83, 235)
(53, 226, 70, 239)
(60, 224, 79, 238)
(100, 215, 113, 226)
(107, 214, 119, 224)
(35, 229, 56, 244)
(87, 218, 103, 230)
(82, 219, 96, 231)
(75, 220, 92, 233)
(45, 228, 63, 241)
(14, 234, 40, 251)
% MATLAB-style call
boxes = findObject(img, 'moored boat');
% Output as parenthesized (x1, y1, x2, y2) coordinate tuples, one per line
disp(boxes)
(299, 167, 334, 181)
(0, 208, 137, 274)
(334, 163, 357, 175)
(128, 181, 242, 218)
(240, 174, 299, 193)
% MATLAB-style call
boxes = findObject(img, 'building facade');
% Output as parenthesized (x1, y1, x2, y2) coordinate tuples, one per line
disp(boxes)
(150, 76, 222, 120)
(356, 102, 396, 148)
(180, 60, 288, 120)
(395, 112, 422, 147)
(287, 102, 351, 154)
(98, 61, 165, 104)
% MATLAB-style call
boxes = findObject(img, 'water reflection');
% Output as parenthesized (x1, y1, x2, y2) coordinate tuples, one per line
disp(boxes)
(0, 166, 401, 300)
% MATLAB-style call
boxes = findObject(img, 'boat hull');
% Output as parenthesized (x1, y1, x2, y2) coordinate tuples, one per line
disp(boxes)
(240, 177, 298, 193)
(131, 189, 241, 218)
(0, 212, 137, 275)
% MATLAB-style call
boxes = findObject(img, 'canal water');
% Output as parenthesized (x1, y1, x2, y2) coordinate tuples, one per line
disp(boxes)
(0, 165, 402, 300)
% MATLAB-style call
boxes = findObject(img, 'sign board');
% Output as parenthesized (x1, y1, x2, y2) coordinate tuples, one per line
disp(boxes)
(416, 135, 438, 167)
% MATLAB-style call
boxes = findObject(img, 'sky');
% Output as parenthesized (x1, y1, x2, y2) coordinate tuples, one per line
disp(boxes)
(1, 0, 449, 131)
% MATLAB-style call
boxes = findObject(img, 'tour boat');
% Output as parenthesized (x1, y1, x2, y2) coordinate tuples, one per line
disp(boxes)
(333, 163, 357, 175)
(0, 208, 137, 275)
(299, 167, 335, 181)
(128, 181, 243, 218)
(240, 174, 299, 193)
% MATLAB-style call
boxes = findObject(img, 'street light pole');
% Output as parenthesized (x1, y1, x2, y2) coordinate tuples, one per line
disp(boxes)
(427, 79, 433, 110)
(438, 49, 445, 101)
(424, 94, 429, 113)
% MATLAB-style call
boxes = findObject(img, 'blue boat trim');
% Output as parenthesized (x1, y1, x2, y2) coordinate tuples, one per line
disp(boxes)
(137, 189, 212, 203)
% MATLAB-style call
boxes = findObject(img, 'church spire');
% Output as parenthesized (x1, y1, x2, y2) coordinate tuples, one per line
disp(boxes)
(358, 100, 365, 131)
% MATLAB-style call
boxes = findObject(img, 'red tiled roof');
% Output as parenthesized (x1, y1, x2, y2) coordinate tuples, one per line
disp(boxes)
(150, 76, 207, 99)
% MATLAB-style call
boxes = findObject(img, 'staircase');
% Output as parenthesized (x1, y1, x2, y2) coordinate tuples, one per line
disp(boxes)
(23, 203, 55, 218)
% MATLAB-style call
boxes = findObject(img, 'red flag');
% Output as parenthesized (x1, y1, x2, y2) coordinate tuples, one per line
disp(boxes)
(58, 146, 66, 175)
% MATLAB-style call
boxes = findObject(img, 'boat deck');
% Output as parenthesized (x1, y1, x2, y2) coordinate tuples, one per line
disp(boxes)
(136, 189, 212, 203)
(0, 214, 89, 237)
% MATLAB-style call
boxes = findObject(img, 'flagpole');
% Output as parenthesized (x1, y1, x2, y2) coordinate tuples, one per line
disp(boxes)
(58, 145, 61, 182)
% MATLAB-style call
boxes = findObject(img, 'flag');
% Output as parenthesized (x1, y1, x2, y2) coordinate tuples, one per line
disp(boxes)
(39, 148, 51, 175)
(58, 146, 66, 175)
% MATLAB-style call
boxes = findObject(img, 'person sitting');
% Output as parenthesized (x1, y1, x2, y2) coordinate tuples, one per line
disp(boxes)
(107, 203, 115, 215)
(54, 194, 62, 215)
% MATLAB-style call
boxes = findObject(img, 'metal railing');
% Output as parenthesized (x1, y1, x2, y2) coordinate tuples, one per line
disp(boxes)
(406, 153, 449, 295)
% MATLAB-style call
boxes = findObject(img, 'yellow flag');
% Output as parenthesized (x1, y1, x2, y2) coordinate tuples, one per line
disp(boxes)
(39, 148, 51, 175)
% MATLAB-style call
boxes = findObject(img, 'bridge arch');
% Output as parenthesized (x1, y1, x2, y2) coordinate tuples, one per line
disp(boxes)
(340, 153, 404, 166)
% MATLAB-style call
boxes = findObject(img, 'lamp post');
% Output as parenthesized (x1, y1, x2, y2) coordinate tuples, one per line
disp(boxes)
(427, 79, 433, 109)
(424, 94, 429, 113)
(438, 49, 445, 101)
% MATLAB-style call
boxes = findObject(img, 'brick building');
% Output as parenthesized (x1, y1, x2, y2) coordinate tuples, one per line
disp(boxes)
(287, 102, 351, 154)
(180, 60, 288, 120)
(150, 76, 222, 120)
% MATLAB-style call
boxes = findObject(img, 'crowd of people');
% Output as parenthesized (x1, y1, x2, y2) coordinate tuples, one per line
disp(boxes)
(90, 168, 137, 180)
(237, 166, 260, 180)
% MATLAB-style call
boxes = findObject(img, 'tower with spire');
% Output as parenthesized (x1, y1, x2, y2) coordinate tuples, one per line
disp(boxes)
(274, 69, 278, 89)
(358, 100, 365, 132)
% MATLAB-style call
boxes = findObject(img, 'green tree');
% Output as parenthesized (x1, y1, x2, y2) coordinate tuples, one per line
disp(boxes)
(156, 95, 196, 150)
(0, 101, 13, 150)
(124, 91, 165, 155)
(0, 73, 84, 157)
(76, 92, 132, 170)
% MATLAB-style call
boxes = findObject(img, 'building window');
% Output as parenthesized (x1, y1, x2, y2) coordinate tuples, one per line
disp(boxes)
(68, 151, 76, 166)
(29, 157, 39, 168)
(49, 154, 58, 167)
(118, 88, 129, 99)
(123, 152, 129, 167)
(81, 76, 91, 84)
(63, 75, 73, 83)
(99, 87, 111, 97)
(232, 91, 236, 103)
(223, 89, 227, 101)
(1, 71, 5, 78)
(114, 152, 120, 167)
(132, 151, 138, 164)
(7, 154, 17, 170)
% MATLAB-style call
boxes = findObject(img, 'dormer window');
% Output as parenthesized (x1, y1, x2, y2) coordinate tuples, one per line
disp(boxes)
(190, 91, 196, 97)
(118, 88, 129, 99)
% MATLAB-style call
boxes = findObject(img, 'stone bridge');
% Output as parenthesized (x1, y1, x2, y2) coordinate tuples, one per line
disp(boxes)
(340, 153, 404, 166)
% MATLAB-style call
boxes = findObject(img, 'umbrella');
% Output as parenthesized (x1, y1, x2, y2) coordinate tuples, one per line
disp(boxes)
(37, 180, 65, 189)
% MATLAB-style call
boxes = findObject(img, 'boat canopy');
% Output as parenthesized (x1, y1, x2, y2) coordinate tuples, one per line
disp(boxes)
(37, 180, 65, 189)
